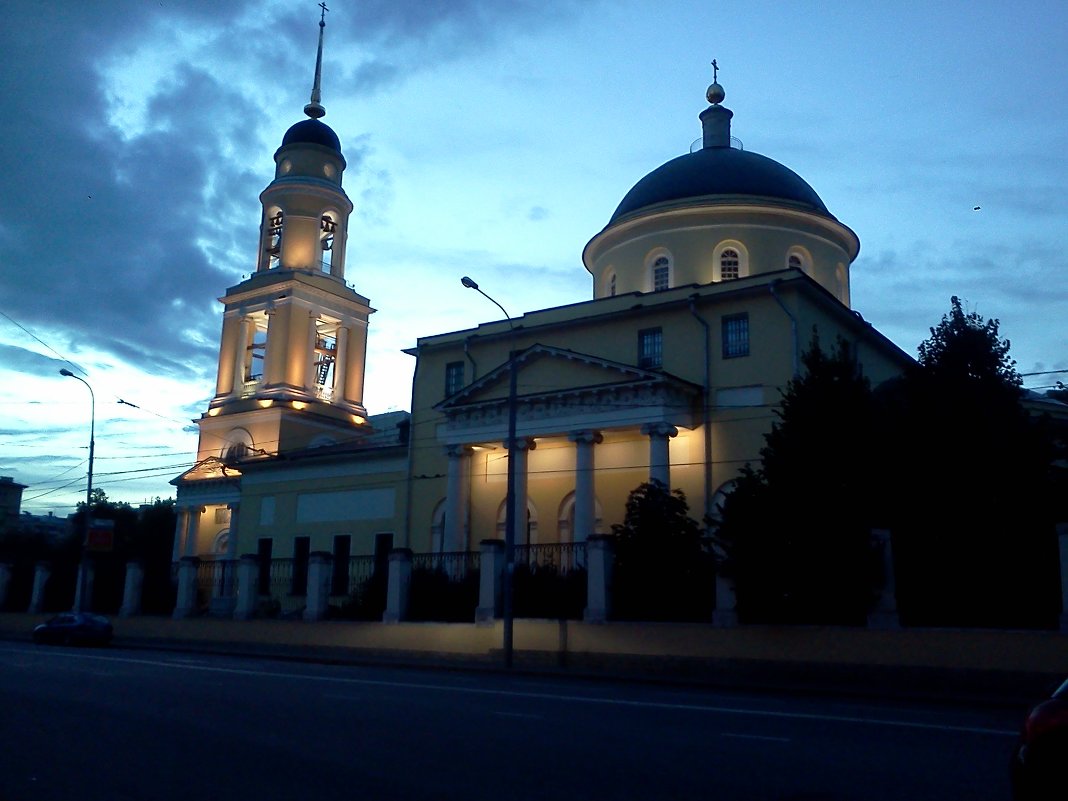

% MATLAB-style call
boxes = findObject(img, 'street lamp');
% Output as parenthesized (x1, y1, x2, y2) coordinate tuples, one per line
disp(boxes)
(59, 368, 95, 612)
(461, 276, 518, 668)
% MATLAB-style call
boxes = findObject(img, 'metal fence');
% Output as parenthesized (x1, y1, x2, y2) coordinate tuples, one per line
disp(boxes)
(514, 542, 586, 573)
(195, 559, 236, 596)
(263, 558, 295, 601)
(411, 550, 481, 582)
(344, 555, 379, 596)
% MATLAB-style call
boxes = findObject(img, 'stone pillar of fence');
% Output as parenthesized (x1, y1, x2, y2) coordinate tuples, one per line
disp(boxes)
(234, 555, 260, 620)
(172, 556, 200, 619)
(713, 568, 738, 627)
(28, 561, 51, 614)
(119, 560, 144, 618)
(73, 558, 96, 613)
(0, 562, 11, 610)
(1058, 523, 1068, 633)
(304, 552, 334, 622)
(383, 548, 412, 624)
(583, 535, 615, 624)
(867, 528, 900, 629)
(476, 539, 505, 624)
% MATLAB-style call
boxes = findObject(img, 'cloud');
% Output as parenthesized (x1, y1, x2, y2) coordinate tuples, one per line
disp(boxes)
(527, 206, 549, 222)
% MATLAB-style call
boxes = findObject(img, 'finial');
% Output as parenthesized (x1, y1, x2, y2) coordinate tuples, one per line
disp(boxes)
(304, 3, 329, 119)
(706, 58, 725, 105)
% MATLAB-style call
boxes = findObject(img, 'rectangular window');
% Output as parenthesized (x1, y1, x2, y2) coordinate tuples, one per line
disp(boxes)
(638, 327, 663, 369)
(292, 536, 310, 595)
(444, 361, 464, 397)
(722, 313, 749, 359)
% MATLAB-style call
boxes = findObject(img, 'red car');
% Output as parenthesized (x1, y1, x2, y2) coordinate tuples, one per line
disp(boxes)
(1012, 677, 1068, 800)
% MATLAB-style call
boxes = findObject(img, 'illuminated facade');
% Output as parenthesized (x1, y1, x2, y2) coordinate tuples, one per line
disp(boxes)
(173, 59, 912, 601)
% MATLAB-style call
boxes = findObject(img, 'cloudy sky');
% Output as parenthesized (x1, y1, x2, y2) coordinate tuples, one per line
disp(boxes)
(2, 0, 1066, 515)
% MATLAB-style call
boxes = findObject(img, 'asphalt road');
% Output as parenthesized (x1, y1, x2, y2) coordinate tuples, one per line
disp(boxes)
(0, 643, 1026, 800)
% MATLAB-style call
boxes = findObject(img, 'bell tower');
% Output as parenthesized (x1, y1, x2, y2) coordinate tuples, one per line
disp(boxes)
(196, 7, 372, 463)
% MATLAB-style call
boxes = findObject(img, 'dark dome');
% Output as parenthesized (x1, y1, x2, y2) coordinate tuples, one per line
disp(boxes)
(281, 118, 342, 153)
(610, 146, 830, 224)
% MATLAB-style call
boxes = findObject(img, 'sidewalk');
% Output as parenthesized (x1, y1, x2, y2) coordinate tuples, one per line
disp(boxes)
(2, 612, 1064, 708)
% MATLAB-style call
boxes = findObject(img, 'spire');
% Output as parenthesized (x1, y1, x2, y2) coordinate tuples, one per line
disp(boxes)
(699, 58, 732, 149)
(304, 3, 329, 120)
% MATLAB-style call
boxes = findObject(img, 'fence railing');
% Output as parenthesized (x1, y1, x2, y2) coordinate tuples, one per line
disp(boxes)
(195, 559, 236, 597)
(411, 550, 480, 582)
(344, 555, 379, 596)
(514, 542, 587, 574)
(262, 558, 295, 600)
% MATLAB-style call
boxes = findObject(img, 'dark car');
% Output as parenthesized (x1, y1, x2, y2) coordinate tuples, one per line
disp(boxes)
(1012, 677, 1068, 800)
(32, 613, 113, 646)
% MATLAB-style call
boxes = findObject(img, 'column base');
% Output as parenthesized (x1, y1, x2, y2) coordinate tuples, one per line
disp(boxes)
(172, 606, 195, 620)
(583, 607, 608, 624)
(382, 611, 402, 624)
(866, 610, 900, 630)
(475, 607, 498, 624)
(210, 596, 237, 618)
(712, 609, 738, 628)
(1060, 613, 1068, 634)
(118, 603, 140, 618)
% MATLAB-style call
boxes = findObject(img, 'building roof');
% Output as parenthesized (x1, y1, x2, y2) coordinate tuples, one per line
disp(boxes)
(609, 145, 832, 225)
(280, 118, 342, 153)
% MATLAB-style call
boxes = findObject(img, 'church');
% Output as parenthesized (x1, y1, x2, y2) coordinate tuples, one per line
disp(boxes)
(171, 21, 911, 618)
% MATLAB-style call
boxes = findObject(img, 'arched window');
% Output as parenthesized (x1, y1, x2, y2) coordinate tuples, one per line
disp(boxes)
(264, 210, 283, 270)
(787, 247, 811, 274)
(320, 214, 336, 273)
(714, 241, 748, 281)
(645, 249, 673, 292)
(720, 249, 740, 281)
(496, 498, 539, 546)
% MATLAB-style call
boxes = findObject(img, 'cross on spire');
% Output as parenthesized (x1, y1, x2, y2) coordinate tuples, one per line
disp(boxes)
(319, 2, 328, 25)
(305, 4, 329, 119)
(711, 59, 719, 83)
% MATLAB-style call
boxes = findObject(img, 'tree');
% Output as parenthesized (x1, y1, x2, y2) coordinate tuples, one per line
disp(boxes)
(712, 333, 878, 624)
(611, 482, 711, 621)
(880, 297, 1058, 627)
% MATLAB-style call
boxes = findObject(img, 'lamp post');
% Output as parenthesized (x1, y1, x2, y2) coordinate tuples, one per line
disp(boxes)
(461, 276, 518, 668)
(59, 368, 95, 612)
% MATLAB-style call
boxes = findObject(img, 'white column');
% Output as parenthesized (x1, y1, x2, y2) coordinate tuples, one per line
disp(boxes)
(443, 445, 469, 552)
(172, 557, 198, 619)
(383, 549, 412, 624)
(231, 315, 251, 394)
(226, 503, 240, 561)
(73, 559, 95, 613)
(333, 325, 349, 402)
(867, 529, 899, 630)
(172, 507, 189, 562)
(510, 437, 537, 543)
(183, 507, 203, 558)
(28, 562, 51, 614)
(303, 552, 333, 622)
(583, 535, 615, 623)
(569, 430, 602, 544)
(233, 555, 260, 620)
(119, 561, 144, 618)
(475, 539, 505, 623)
(641, 423, 678, 488)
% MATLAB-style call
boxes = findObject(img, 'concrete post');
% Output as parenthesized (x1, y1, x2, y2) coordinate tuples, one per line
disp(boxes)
(1058, 524, 1068, 633)
(476, 539, 505, 623)
(119, 560, 144, 618)
(867, 528, 900, 629)
(0, 562, 12, 610)
(583, 535, 615, 623)
(383, 548, 412, 624)
(234, 555, 260, 620)
(73, 558, 96, 613)
(172, 507, 189, 563)
(713, 569, 738, 627)
(172, 557, 199, 619)
(28, 561, 51, 614)
(303, 551, 334, 622)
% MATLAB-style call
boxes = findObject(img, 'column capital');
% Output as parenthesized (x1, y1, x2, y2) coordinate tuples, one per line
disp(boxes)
(568, 429, 603, 445)
(506, 436, 537, 451)
(445, 444, 472, 458)
(641, 422, 678, 438)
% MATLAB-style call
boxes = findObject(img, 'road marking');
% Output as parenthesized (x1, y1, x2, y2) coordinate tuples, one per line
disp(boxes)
(720, 732, 791, 743)
(493, 711, 544, 720)
(3, 647, 1018, 738)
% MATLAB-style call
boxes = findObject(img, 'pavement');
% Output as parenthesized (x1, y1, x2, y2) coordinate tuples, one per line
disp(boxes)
(2, 611, 1064, 709)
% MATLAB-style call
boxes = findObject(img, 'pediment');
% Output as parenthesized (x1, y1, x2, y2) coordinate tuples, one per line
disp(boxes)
(438, 344, 698, 411)
(171, 456, 242, 486)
